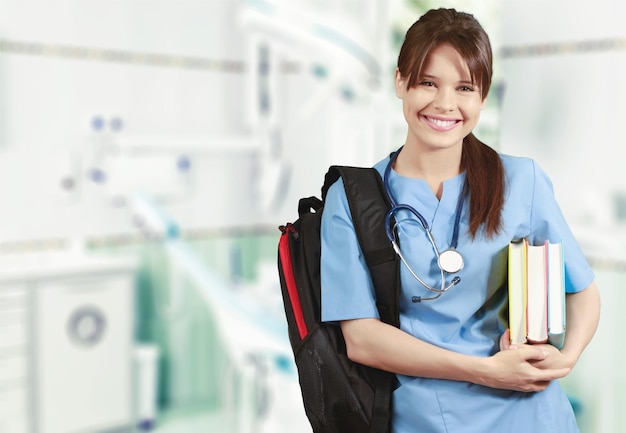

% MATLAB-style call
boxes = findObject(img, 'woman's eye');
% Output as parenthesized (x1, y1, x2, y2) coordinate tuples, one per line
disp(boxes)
(459, 85, 475, 92)
(419, 80, 435, 87)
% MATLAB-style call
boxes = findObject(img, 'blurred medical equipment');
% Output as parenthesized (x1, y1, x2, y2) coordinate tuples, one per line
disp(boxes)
(238, 0, 389, 212)
(0, 251, 136, 433)
(383, 148, 464, 301)
(134, 344, 160, 431)
(130, 194, 310, 433)
(239, 0, 382, 127)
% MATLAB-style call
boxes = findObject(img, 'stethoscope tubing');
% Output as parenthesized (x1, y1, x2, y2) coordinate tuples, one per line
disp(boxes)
(383, 147, 464, 299)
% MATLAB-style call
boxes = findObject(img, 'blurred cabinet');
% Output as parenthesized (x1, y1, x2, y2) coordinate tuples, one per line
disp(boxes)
(0, 283, 31, 433)
(0, 254, 136, 433)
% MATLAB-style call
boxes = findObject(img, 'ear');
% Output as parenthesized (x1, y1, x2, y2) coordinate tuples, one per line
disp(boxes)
(394, 68, 406, 98)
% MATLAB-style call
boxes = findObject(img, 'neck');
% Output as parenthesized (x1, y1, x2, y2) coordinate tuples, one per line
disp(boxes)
(394, 145, 462, 199)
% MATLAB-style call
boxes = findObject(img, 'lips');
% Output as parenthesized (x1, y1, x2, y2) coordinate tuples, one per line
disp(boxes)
(423, 115, 460, 131)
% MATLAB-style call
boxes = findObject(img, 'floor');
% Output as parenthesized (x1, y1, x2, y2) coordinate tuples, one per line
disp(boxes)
(145, 409, 225, 433)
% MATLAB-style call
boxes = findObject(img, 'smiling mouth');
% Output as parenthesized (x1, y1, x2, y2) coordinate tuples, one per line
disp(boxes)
(424, 116, 460, 130)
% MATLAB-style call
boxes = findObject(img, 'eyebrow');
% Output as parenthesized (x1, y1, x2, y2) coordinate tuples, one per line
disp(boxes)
(421, 74, 476, 86)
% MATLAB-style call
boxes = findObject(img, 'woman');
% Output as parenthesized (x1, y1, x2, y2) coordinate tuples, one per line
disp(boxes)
(321, 8, 600, 433)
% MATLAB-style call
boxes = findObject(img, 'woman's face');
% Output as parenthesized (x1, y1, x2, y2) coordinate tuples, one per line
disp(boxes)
(395, 43, 486, 153)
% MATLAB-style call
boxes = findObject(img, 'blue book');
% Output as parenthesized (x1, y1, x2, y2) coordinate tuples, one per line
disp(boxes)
(547, 241, 566, 349)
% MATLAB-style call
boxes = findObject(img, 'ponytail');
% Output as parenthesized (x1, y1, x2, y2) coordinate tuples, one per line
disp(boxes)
(461, 133, 504, 238)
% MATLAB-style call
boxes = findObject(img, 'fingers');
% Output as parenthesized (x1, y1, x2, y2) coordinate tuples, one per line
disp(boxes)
(516, 345, 550, 363)
(518, 380, 551, 393)
(490, 346, 572, 392)
(506, 365, 570, 393)
(499, 329, 511, 351)
(500, 329, 521, 351)
(535, 367, 571, 382)
(519, 367, 571, 392)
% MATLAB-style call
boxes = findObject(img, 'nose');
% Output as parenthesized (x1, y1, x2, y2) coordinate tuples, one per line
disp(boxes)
(433, 88, 455, 112)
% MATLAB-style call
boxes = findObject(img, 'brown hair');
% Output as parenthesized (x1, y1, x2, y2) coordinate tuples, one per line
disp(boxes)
(397, 8, 504, 238)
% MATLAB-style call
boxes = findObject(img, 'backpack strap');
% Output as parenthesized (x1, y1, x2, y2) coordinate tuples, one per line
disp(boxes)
(323, 165, 401, 433)
(322, 165, 400, 327)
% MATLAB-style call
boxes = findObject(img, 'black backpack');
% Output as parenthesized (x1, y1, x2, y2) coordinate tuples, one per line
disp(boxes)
(277, 166, 401, 433)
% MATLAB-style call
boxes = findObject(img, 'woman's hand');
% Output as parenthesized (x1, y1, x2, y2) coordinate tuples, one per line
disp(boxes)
(496, 328, 574, 392)
(479, 341, 571, 392)
(501, 329, 574, 370)
(499, 328, 514, 351)
(528, 343, 573, 370)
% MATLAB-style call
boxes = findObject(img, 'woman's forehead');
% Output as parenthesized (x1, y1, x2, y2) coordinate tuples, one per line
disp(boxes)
(421, 44, 474, 80)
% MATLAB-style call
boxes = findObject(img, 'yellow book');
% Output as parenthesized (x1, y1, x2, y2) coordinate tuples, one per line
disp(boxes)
(508, 240, 527, 345)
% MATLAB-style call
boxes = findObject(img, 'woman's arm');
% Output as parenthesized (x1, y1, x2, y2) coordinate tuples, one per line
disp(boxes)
(341, 317, 571, 392)
(561, 280, 601, 365)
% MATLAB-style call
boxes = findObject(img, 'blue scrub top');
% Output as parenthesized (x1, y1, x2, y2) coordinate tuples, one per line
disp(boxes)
(320, 154, 594, 433)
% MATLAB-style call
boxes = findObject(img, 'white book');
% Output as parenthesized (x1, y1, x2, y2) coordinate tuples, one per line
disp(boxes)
(525, 242, 548, 344)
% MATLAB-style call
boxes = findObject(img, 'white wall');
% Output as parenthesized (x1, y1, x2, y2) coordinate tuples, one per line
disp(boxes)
(499, 2, 626, 431)
(499, 0, 626, 257)
(0, 0, 390, 244)
(0, 0, 250, 242)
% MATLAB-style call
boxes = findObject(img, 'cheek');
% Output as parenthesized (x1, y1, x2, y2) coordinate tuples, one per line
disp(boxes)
(463, 101, 484, 119)
(402, 99, 419, 118)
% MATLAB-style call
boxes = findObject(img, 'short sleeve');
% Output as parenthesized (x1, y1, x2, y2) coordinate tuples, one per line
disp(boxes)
(529, 160, 595, 293)
(320, 178, 380, 322)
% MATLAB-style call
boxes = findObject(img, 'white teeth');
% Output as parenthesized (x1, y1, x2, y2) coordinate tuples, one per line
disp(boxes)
(428, 117, 456, 127)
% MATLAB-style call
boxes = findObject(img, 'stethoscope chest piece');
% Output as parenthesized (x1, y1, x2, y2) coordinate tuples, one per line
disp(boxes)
(437, 248, 464, 274)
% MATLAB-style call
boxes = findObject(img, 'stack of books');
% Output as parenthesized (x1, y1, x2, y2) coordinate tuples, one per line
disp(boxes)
(508, 239, 566, 349)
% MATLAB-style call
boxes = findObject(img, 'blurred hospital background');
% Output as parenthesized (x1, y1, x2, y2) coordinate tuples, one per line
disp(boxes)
(0, 0, 624, 432)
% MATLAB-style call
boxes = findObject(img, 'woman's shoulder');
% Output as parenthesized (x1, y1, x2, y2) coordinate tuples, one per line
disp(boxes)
(499, 153, 533, 169)
(499, 153, 558, 200)
(372, 156, 389, 176)
(498, 153, 539, 181)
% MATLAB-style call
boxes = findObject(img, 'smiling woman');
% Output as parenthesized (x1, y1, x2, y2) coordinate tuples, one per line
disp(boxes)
(393, 9, 503, 236)
(319, 7, 600, 433)
(394, 43, 486, 187)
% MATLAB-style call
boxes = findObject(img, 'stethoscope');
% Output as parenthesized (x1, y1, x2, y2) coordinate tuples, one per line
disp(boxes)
(384, 148, 464, 301)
